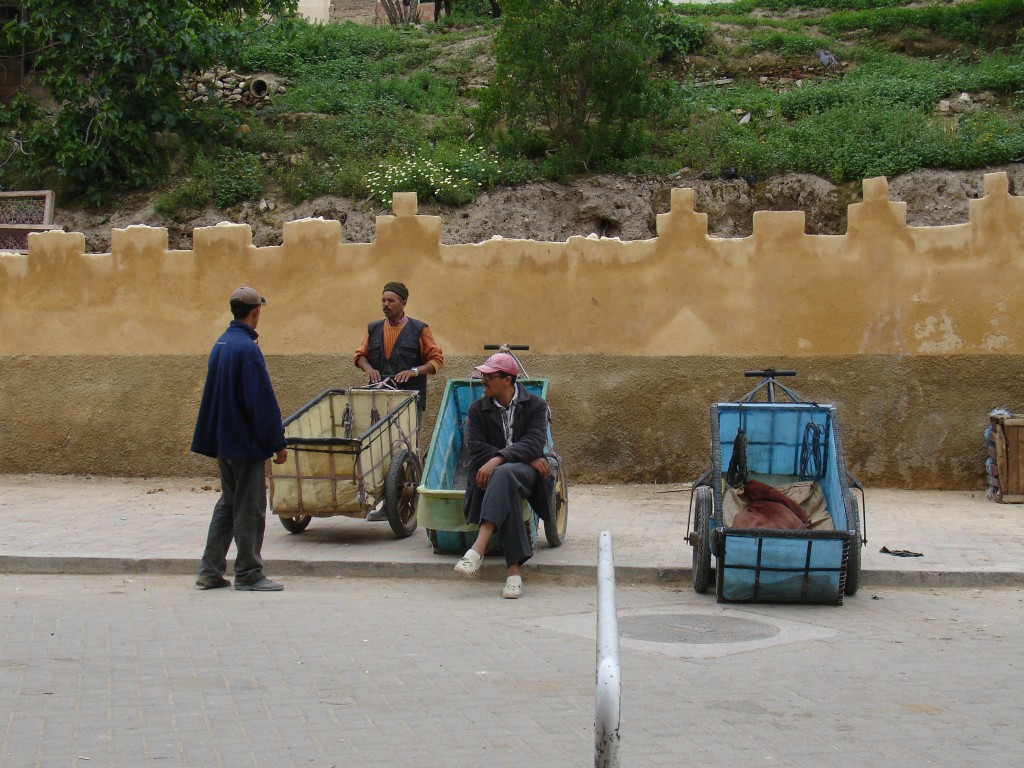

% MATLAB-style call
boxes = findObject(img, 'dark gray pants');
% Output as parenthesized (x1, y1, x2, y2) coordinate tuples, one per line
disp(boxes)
(198, 457, 267, 585)
(479, 462, 536, 568)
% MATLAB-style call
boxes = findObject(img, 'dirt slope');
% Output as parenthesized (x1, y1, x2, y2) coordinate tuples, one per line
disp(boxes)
(62, 164, 1023, 253)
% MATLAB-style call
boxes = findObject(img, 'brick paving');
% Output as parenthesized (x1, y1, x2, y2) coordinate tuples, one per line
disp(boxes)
(0, 574, 1021, 767)
(0, 475, 1021, 767)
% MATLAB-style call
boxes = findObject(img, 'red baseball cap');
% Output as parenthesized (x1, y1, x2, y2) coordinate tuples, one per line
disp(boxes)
(474, 353, 519, 376)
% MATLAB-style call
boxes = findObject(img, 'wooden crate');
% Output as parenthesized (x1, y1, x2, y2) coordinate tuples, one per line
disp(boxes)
(990, 416, 1024, 503)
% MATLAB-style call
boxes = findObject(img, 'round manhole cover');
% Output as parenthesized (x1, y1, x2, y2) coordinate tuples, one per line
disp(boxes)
(618, 613, 780, 644)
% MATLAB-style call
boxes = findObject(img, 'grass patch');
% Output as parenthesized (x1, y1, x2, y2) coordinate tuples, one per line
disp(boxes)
(113, 4, 1024, 211)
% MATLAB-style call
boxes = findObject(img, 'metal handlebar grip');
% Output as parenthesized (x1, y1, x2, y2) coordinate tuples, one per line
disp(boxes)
(744, 368, 796, 378)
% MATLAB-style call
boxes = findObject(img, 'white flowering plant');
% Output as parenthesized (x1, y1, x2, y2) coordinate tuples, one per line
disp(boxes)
(365, 147, 505, 206)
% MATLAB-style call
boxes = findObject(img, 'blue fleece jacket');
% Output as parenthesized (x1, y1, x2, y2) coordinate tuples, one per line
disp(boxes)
(191, 321, 286, 462)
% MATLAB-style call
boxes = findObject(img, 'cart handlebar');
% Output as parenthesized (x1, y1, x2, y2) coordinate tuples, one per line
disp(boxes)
(481, 344, 531, 377)
(744, 368, 796, 378)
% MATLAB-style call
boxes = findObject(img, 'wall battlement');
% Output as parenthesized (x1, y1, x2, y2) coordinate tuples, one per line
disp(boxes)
(1, 174, 1020, 486)
(3, 174, 1022, 358)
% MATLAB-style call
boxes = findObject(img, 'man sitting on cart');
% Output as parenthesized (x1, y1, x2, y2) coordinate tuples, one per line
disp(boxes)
(454, 352, 553, 599)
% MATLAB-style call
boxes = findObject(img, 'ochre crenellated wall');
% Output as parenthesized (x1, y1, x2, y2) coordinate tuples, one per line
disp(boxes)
(1, 174, 1022, 487)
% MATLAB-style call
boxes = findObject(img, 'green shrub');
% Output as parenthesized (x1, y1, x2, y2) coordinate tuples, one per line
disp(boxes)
(237, 17, 409, 76)
(930, 111, 1024, 169)
(427, 115, 475, 144)
(821, 0, 1024, 47)
(439, 0, 499, 23)
(779, 62, 952, 118)
(210, 149, 266, 208)
(780, 101, 935, 181)
(654, 7, 710, 59)
(153, 179, 212, 218)
(376, 70, 459, 112)
(492, 0, 659, 163)
(273, 156, 370, 201)
(494, 125, 553, 160)
(961, 52, 1024, 93)
(670, 0, 911, 18)
(746, 30, 828, 56)
(292, 113, 424, 162)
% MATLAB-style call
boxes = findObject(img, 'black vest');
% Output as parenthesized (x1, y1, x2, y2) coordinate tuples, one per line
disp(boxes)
(367, 317, 428, 409)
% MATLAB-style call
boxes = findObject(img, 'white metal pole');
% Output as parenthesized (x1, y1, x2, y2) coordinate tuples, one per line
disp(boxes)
(595, 530, 621, 768)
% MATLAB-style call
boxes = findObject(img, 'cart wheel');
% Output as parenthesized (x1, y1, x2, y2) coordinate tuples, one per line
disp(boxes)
(544, 459, 569, 548)
(279, 515, 311, 534)
(844, 491, 862, 596)
(692, 485, 713, 593)
(385, 448, 421, 538)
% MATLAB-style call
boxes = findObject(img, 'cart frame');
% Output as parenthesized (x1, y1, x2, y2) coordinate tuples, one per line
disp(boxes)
(688, 369, 867, 604)
(269, 386, 421, 538)
(417, 345, 569, 555)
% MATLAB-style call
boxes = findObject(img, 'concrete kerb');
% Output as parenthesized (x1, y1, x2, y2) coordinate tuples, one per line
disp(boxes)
(2, 555, 1021, 589)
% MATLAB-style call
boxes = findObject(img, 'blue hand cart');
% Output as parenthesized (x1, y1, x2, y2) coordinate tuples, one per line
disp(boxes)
(417, 345, 569, 555)
(688, 369, 867, 604)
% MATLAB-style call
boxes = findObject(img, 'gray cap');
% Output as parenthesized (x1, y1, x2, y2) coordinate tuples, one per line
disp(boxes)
(229, 287, 266, 306)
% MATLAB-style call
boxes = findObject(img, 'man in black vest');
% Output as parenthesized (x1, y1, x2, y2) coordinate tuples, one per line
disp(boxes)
(356, 286, 444, 520)
(354, 283, 445, 515)
(354, 282, 444, 412)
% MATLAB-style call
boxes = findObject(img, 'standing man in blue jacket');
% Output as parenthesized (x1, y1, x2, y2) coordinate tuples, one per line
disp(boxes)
(192, 286, 289, 592)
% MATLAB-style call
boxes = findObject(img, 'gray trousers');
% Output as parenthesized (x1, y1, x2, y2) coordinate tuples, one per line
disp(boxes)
(479, 462, 536, 568)
(198, 457, 267, 585)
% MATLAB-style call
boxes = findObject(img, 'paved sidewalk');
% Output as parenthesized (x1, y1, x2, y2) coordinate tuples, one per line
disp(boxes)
(0, 474, 1020, 587)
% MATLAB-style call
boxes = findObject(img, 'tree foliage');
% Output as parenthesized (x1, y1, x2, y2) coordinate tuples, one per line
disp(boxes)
(0, 0, 296, 201)
(488, 0, 660, 168)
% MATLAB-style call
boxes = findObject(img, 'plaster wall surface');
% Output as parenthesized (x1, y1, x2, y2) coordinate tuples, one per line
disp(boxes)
(2, 176, 1021, 487)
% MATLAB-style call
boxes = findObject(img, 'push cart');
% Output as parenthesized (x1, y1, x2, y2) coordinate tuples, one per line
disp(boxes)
(269, 386, 421, 538)
(417, 345, 569, 555)
(688, 369, 866, 604)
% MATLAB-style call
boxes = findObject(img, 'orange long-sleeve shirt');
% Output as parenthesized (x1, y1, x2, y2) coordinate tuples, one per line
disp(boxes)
(353, 318, 444, 374)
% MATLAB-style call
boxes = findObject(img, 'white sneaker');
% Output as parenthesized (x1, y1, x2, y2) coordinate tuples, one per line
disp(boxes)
(454, 549, 482, 576)
(501, 575, 523, 599)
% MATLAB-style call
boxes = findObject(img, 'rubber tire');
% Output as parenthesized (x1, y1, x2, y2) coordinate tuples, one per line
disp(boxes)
(692, 485, 713, 594)
(384, 448, 420, 538)
(844, 491, 862, 596)
(544, 459, 569, 548)
(279, 515, 311, 534)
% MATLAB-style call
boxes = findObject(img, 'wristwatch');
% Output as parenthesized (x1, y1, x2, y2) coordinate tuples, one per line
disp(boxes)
(411, 367, 419, 376)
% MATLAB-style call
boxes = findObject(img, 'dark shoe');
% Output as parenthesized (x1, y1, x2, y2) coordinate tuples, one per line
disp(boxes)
(195, 576, 231, 590)
(365, 507, 388, 522)
(235, 577, 284, 592)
